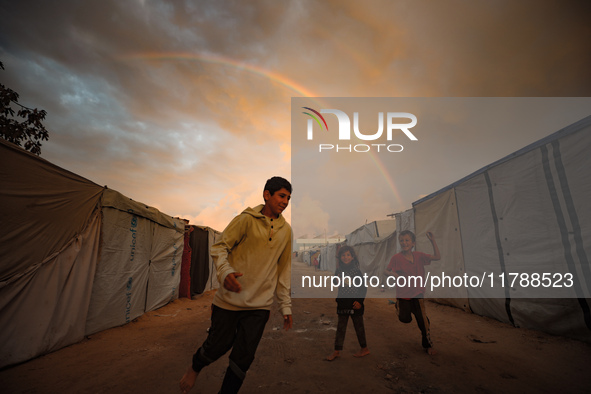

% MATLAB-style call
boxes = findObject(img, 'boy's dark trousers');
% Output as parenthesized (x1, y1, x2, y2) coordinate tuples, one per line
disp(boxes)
(191, 305, 270, 393)
(396, 297, 433, 349)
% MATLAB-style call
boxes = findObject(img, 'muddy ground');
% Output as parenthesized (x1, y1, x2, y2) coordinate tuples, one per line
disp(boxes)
(1, 261, 590, 393)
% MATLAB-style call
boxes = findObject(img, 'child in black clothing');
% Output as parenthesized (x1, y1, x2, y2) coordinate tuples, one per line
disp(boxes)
(326, 246, 370, 361)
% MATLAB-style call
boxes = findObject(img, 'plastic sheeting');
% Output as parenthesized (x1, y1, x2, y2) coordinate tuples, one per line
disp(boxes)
(85, 189, 184, 335)
(204, 226, 222, 292)
(0, 210, 101, 367)
(346, 220, 396, 246)
(146, 218, 183, 310)
(0, 140, 187, 366)
(414, 188, 470, 311)
(319, 243, 338, 273)
(454, 119, 591, 339)
(188, 226, 209, 295)
(0, 139, 103, 283)
(343, 220, 398, 284)
(179, 227, 193, 299)
(187, 225, 222, 295)
(413, 114, 591, 340)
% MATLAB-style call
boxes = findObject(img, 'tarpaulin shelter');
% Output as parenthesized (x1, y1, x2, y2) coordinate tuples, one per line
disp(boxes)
(408, 114, 591, 340)
(85, 188, 185, 335)
(319, 243, 338, 273)
(346, 220, 397, 280)
(185, 225, 221, 297)
(0, 139, 185, 367)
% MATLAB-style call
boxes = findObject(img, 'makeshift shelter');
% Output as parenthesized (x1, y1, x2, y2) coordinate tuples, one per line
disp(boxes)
(179, 226, 194, 299)
(0, 139, 185, 367)
(346, 220, 397, 280)
(410, 114, 591, 340)
(302, 250, 312, 265)
(309, 250, 319, 268)
(85, 188, 185, 335)
(319, 243, 339, 273)
(184, 225, 221, 297)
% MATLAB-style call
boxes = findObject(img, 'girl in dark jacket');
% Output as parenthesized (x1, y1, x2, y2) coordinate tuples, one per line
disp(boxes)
(326, 246, 370, 361)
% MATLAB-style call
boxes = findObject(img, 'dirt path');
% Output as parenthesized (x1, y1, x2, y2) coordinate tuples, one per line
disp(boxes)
(1, 261, 591, 393)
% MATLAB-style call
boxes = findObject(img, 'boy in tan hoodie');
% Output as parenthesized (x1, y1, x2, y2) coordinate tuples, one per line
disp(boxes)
(180, 176, 293, 394)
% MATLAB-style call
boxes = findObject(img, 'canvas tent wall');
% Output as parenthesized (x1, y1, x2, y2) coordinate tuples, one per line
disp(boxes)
(412, 114, 591, 340)
(412, 191, 470, 312)
(185, 225, 221, 296)
(85, 188, 185, 335)
(0, 139, 184, 367)
(318, 243, 338, 273)
(0, 139, 103, 368)
(302, 250, 312, 265)
(346, 220, 398, 280)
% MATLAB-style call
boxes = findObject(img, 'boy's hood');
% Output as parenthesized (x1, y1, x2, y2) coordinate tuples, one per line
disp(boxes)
(243, 204, 287, 228)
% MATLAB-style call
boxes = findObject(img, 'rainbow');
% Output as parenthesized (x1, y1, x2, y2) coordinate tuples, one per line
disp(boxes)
(120, 52, 405, 209)
(367, 151, 405, 209)
(120, 51, 322, 99)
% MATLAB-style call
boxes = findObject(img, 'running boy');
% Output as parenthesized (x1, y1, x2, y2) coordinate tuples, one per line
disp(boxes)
(180, 176, 293, 393)
(385, 230, 440, 355)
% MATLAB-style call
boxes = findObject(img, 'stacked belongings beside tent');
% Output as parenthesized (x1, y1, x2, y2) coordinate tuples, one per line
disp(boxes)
(0, 139, 204, 368)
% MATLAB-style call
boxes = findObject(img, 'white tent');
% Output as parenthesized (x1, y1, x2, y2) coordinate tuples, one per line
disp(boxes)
(0, 139, 185, 367)
(410, 114, 591, 340)
(346, 220, 397, 280)
(85, 189, 184, 335)
(319, 243, 338, 273)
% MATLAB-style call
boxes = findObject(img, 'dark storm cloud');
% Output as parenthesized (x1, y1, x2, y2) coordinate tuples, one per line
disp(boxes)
(1, 0, 590, 232)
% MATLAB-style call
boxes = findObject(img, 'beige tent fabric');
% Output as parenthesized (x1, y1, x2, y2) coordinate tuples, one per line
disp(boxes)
(353, 231, 399, 297)
(200, 226, 222, 292)
(146, 222, 184, 311)
(0, 139, 103, 283)
(85, 193, 185, 335)
(510, 298, 591, 340)
(85, 206, 152, 335)
(454, 174, 513, 307)
(346, 220, 396, 246)
(420, 114, 591, 341)
(414, 188, 470, 311)
(0, 209, 101, 368)
(320, 243, 338, 274)
(0, 139, 188, 366)
(346, 220, 398, 289)
(102, 188, 182, 231)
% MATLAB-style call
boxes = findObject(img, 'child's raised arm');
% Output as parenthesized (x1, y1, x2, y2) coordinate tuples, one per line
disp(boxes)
(426, 231, 441, 261)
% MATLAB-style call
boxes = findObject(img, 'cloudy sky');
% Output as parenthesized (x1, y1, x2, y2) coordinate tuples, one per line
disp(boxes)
(1, 0, 590, 238)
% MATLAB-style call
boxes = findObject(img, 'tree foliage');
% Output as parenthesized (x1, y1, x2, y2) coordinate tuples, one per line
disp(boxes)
(0, 61, 50, 155)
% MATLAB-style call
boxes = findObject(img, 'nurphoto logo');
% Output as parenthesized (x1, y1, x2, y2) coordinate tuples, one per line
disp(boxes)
(302, 107, 418, 153)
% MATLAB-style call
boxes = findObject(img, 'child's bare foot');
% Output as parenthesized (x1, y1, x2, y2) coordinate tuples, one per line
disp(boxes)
(325, 350, 341, 361)
(353, 347, 370, 358)
(179, 366, 199, 393)
(426, 347, 437, 356)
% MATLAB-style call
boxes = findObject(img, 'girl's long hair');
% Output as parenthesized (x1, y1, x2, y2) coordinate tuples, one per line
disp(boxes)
(336, 245, 361, 271)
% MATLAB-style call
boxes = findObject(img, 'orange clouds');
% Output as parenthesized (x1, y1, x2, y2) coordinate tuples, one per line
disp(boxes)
(1, 0, 590, 235)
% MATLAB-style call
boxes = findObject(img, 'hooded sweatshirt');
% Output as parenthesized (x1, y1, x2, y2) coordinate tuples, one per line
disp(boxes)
(211, 204, 292, 316)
